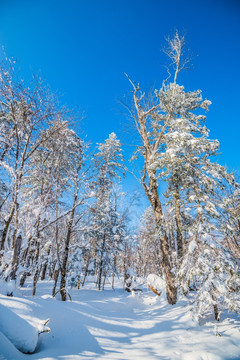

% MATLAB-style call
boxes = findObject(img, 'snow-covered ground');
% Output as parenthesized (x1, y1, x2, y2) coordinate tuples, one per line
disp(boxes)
(0, 279, 240, 360)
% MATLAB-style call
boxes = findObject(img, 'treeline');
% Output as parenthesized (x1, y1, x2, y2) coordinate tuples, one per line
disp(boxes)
(0, 58, 132, 301)
(0, 33, 240, 321)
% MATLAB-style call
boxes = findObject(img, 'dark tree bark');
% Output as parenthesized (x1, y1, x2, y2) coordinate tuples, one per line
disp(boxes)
(97, 234, 106, 291)
(41, 245, 51, 280)
(32, 240, 41, 296)
(146, 171, 177, 305)
(174, 184, 183, 259)
(59, 192, 78, 301)
(10, 234, 22, 280)
(52, 268, 60, 297)
(81, 255, 90, 287)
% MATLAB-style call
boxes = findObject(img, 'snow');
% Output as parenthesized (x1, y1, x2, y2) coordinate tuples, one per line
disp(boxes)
(147, 274, 165, 293)
(0, 302, 39, 354)
(0, 280, 16, 297)
(0, 279, 239, 360)
(0, 331, 25, 360)
(189, 240, 197, 254)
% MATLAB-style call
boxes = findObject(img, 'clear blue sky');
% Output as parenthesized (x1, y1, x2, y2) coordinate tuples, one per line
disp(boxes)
(0, 0, 239, 178)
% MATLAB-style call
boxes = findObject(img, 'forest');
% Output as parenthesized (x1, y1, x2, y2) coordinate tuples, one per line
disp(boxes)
(0, 32, 239, 327)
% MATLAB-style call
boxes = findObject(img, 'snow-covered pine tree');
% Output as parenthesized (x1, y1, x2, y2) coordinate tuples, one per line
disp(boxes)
(126, 32, 240, 314)
(147, 39, 240, 321)
(149, 82, 222, 256)
(88, 133, 125, 290)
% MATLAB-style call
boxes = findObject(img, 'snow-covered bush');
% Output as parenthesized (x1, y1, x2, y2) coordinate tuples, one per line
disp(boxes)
(179, 234, 240, 321)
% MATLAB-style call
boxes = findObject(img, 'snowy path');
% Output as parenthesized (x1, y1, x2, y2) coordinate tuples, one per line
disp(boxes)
(0, 281, 240, 360)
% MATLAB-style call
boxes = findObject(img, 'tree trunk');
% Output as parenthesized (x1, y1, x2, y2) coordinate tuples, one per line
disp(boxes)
(1, 172, 22, 252)
(41, 261, 48, 281)
(77, 276, 81, 290)
(20, 272, 29, 287)
(160, 233, 177, 304)
(52, 268, 59, 297)
(155, 243, 163, 276)
(32, 265, 42, 296)
(41, 245, 51, 280)
(112, 272, 115, 289)
(59, 193, 77, 301)
(213, 304, 219, 321)
(97, 258, 103, 291)
(212, 294, 220, 321)
(49, 260, 57, 280)
(148, 176, 177, 305)
(12, 201, 20, 251)
(0, 205, 15, 251)
(10, 234, 22, 280)
(112, 255, 117, 289)
(174, 184, 183, 259)
(59, 253, 68, 301)
(102, 271, 106, 290)
(32, 241, 41, 296)
(81, 257, 90, 287)
(97, 234, 106, 291)
(19, 239, 34, 287)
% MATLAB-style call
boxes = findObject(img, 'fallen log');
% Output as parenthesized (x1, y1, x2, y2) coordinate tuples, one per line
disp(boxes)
(0, 303, 50, 354)
(147, 274, 165, 297)
(0, 330, 24, 360)
(132, 288, 143, 293)
(148, 285, 161, 296)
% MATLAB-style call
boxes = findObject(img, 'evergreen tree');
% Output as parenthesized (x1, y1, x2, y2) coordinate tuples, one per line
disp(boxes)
(88, 133, 125, 290)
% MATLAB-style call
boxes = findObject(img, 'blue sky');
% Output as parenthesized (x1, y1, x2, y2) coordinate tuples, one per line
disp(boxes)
(0, 0, 239, 182)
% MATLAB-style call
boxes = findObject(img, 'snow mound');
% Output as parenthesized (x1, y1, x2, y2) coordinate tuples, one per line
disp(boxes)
(147, 274, 165, 294)
(0, 331, 24, 360)
(0, 303, 38, 354)
(0, 280, 20, 297)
